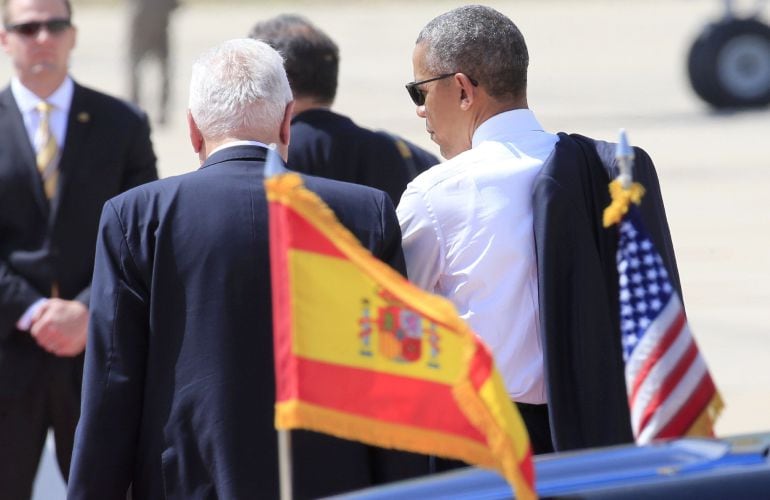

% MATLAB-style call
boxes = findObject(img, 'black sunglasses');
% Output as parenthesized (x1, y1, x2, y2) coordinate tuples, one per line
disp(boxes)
(6, 18, 72, 37)
(405, 72, 479, 106)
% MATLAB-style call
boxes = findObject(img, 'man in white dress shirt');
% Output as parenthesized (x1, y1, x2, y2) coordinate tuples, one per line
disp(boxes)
(400, 4, 683, 460)
(397, 4, 558, 456)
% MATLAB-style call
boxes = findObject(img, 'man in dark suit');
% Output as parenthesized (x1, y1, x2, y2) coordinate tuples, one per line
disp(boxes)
(0, 0, 157, 497)
(398, 5, 680, 457)
(249, 14, 439, 205)
(68, 38, 427, 499)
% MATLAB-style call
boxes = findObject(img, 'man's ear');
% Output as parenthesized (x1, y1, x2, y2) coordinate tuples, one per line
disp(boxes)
(456, 73, 477, 110)
(187, 111, 204, 153)
(0, 30, 8, 54)
(70, 24, 78, 51)
(279, 100, 295, 147)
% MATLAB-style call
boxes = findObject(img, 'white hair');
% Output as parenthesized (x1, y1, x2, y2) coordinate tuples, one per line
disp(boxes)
(188, 38, 293, 141)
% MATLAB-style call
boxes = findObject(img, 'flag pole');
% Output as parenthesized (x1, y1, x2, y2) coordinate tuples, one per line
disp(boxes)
(616, 128, 635, 188)
(267, 143, 293, 499)
(278, 429, 293, 500)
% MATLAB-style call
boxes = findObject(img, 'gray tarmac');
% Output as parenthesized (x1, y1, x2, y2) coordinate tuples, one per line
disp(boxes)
(3, 4, 768, 487)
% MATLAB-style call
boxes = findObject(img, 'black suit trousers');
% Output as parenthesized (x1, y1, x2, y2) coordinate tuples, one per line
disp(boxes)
(0, 338, 81, 500)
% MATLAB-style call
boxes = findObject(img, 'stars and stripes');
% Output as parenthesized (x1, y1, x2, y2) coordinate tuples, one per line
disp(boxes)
(618, 206, 722, 444)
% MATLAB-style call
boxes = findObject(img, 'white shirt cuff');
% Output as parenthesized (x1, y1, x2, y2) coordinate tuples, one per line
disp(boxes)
(16, 298, 49, 331)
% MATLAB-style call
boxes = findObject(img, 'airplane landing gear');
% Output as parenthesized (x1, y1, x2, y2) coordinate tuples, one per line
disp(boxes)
(687, 2, 770, 108)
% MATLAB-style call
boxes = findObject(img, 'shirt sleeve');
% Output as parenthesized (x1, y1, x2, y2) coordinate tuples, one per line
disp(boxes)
(396, 183, 444, 293)
(15, 298, 48, 331)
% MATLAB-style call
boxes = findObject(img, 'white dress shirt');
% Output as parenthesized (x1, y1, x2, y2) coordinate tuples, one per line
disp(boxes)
(208, 140, 272, 157)
(11, 76, 74, 153)
(397, 109, 559, 404)
(11, 77, 74, 330)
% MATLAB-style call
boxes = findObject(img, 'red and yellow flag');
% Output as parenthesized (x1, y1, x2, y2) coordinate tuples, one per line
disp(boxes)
(266, 172, 536, 500)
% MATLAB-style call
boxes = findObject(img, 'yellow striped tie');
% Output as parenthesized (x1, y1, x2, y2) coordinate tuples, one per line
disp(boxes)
(35, 101, 59, 199)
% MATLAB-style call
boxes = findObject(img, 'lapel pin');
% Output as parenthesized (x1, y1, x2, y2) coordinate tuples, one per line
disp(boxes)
(77, 112, 90, 123)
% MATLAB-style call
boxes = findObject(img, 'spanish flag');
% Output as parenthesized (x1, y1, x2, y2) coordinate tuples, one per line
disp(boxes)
(266, 170, 536, 500)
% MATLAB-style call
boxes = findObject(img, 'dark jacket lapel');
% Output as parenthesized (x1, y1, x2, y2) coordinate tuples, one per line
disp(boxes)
(50, 82, 91, 224)
(0, 86, 49, 218)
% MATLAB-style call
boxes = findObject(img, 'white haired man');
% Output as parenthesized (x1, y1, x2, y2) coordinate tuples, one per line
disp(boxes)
(68, 38, 427, 499)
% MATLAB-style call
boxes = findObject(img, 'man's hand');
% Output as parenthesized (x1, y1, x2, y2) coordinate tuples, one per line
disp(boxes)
(29, 299, 89, 357)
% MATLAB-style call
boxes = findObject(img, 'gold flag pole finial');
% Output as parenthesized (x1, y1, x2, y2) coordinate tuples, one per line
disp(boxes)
(603, 129, 645, 228)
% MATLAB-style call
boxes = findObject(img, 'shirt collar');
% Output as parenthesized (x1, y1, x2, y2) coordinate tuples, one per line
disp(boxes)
(10, 76, 74, 115)
(208, 140, 271, 157)
(472, 108, 545, 148)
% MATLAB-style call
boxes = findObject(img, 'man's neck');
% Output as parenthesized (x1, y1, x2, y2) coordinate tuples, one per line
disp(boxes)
(291, 97, 332, 117)
(198, 137, 286, 164)
(470, 96, 529, 140)
(18, 74, 68, 100)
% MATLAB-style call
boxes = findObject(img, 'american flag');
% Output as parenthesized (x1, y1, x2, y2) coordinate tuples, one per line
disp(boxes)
(618, 206, 722, 444)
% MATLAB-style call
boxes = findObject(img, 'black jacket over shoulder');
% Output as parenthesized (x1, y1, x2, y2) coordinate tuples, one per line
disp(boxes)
(533, 133, 682, 451)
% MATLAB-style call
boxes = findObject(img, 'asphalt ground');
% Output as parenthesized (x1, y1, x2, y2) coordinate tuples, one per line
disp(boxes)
(2, 5, 768, 485)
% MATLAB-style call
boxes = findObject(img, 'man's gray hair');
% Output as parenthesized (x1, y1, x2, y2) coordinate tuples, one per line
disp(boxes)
(188, 38, 293, 141)
(416, 5, 528, 101)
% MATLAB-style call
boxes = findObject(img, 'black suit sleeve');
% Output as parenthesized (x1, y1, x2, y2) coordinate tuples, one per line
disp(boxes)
(370, 191, 433, 477)
(73, 111, 158, 308)
(376, 192, 408, 278)
(0, 262, 45, 339)
(120, 111, 159, 191)
(69, 200, 149, 499)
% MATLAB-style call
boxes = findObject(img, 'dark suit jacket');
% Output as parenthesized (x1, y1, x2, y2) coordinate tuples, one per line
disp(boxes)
(0, 81, 157, 397)
(289, 109, 439, 204)
(68, 145, 427, 500)
(533, 133, 682, 452)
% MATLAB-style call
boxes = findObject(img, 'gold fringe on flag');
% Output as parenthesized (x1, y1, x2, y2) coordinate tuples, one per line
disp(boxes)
(276, 400, 495, 468)
(686, 393, 725, 438)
